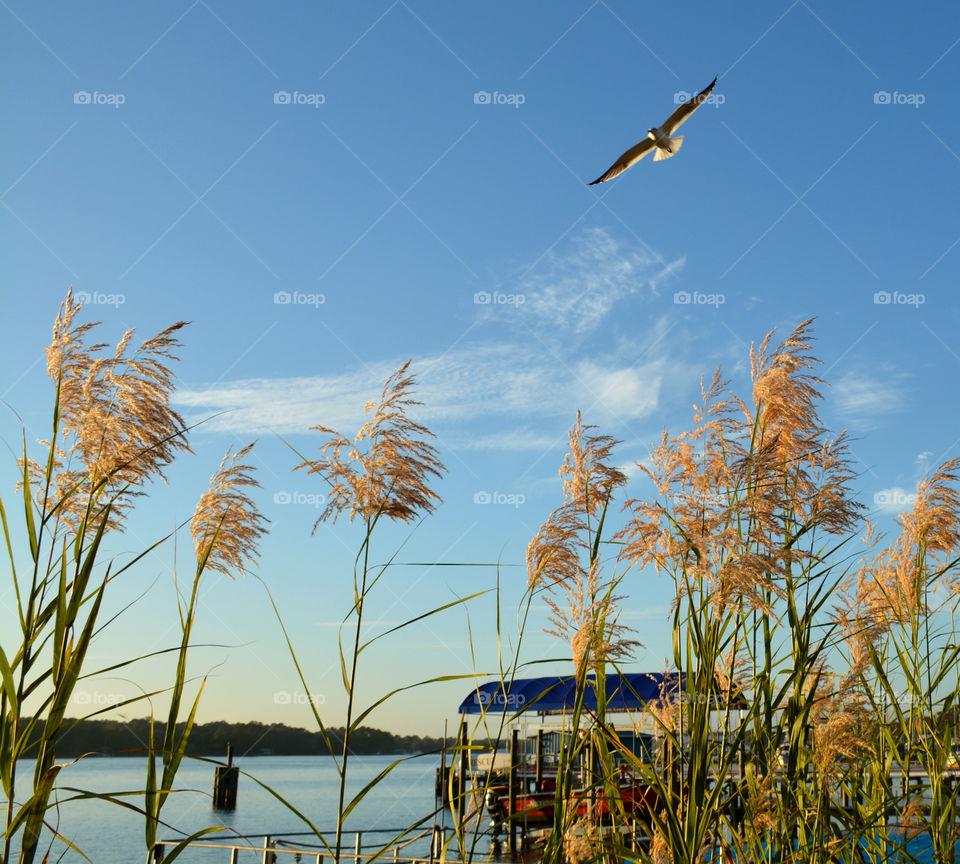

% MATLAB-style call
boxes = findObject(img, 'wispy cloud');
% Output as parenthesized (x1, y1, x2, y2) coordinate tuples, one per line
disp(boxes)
(500, 227, 684, 336)
(177, 227, 688, 450)
(462, 429, 564, 451)
(832, 369, 906, 425)
(176, 342, 666, 438)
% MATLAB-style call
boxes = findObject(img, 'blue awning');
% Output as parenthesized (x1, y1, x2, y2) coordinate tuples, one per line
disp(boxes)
(458, 672, 683, 715)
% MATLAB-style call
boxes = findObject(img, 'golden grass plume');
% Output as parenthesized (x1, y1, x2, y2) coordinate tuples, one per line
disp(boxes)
(295, 361, 444, 527)
(191, 442, 268, 578)
(25, 289, 190, 532)
(527, 413, 635, 673)
(618, 319, 861, 612)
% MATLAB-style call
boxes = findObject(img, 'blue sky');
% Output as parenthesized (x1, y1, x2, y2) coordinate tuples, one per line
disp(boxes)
(2, 1, 959, 737)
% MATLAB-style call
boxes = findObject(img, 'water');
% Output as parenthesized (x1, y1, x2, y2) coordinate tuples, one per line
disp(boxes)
(6, 754, 445, 864)
(6, 757, 959, 863)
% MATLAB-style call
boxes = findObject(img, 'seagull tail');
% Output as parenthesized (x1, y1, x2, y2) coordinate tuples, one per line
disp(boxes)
(654, 136, 684, 161)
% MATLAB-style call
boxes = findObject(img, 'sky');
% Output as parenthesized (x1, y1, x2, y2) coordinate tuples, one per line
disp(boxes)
(2, 1, 960, 739)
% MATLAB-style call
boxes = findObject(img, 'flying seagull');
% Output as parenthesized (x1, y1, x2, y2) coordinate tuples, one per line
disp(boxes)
(589, 76, 718, 185)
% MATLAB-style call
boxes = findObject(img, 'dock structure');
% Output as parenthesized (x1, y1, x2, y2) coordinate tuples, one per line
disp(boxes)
(151, 761, 960, 864)
(150, 827, 451, 864)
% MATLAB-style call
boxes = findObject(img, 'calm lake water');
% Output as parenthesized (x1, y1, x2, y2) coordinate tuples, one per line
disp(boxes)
(10, 754, 446, 864)
(6, 756, 958, 863)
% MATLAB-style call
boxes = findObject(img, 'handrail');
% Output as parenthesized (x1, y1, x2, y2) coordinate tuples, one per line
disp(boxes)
(150, 827, 446, 864)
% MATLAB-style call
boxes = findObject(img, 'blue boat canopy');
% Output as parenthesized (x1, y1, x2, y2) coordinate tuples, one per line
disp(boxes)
(458, 672, 683, 715)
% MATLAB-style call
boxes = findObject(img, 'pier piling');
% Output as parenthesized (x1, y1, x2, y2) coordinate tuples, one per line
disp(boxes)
(430, 825, 443, 863)
(458, 720, 469, 807)
(535, 729, 544, 790)
(508, 728, 519, 855)
(213, 743, 239, 810)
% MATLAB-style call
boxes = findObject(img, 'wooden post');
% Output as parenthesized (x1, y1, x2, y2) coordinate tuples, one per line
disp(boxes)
(435, 763, 449, 805)
(535, 729, 544, 790)
(149, 844, 165, 864)
(458, 720, 469, 802)
(355, 831, 362, 863)
(735, 745, 746, 830)
(509, 728, 519, 854)
(229, 847, 239, 864)
(261, 836, 271, 864)
(437, 734, 447, 805)
(430, 825, 443, 863)
(213, 743, 239, 810)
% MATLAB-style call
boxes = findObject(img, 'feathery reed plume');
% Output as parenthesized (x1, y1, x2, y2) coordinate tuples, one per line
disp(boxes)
(749, 318, 824, 465)
(527, 413, 634, 673)
(903, 457, 960, 563)
(191, 442, 268, 577)
(900, 795, 926, 840)
(295, 361, 444, 526)
(34, 289, 190, 531)
(618, 368, 785, 613)
(834, 523, 893, 674)
(287, 364, 447, 864)
(545, 559, 638, 675)
(649, 819, 673, 864)
(619, 320, 861, 614)
(743, 769, 778, 836)
(713, 643, 749, 705)
(841, 460, 960, 629)
(562, 805, 600, 864)
(613, 321, 872, 864)
(646, 672, 682, 745)
(809, 675, 870, 781)
(559, 410, 628, 516)
(742, 319, 862, 541)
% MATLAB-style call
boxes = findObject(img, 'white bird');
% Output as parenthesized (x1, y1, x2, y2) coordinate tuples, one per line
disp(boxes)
(589, 76, 718, 185)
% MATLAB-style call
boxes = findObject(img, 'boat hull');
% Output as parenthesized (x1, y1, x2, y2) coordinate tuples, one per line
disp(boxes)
(486, 780, 659, 825)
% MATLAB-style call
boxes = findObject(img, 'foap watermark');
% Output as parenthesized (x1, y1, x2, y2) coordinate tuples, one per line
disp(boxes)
(273, 490, 325, 508)
(274, 90, 325, 108)
(74, 290, 125, 308)
(674, 90, 725, 108)
(874, 489, 917, 510)
(674, 290, 725, 308)
(474, 490, 525, 508)
(74, 90, 125, 108)
(472, 690, 526, 708)
(274, 290, 325, 308)
(274, 691, 325, 706)
(873, 90, 925, 108)
(473, 90, 525, 108)
(873, 290, 924, 308)
(474, 290, 525, 307)
(73, 691, 124, 707)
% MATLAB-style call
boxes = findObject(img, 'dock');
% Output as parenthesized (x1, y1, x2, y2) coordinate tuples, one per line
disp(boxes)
(151, 827, 448, 864)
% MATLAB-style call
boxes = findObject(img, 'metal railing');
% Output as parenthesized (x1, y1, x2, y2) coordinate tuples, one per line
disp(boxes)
(149, 827, 444, 864)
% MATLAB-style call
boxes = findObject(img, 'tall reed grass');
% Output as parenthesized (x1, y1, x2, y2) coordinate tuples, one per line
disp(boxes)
(516, 320, 960, 864)
(272, 361, 484, 864)
(1, 292, 266, 864)
(6, 298, 959, 864)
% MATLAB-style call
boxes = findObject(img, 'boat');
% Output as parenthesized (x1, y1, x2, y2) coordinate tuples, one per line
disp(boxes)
(451, 672, 683, 828)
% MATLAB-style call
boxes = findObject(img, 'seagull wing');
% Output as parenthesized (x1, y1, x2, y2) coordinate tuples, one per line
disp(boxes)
(661, 76, 718, 134)
(588, 138, 655, 185)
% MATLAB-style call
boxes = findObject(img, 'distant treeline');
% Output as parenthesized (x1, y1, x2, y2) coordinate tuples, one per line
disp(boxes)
(27, 719, 444, 758)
